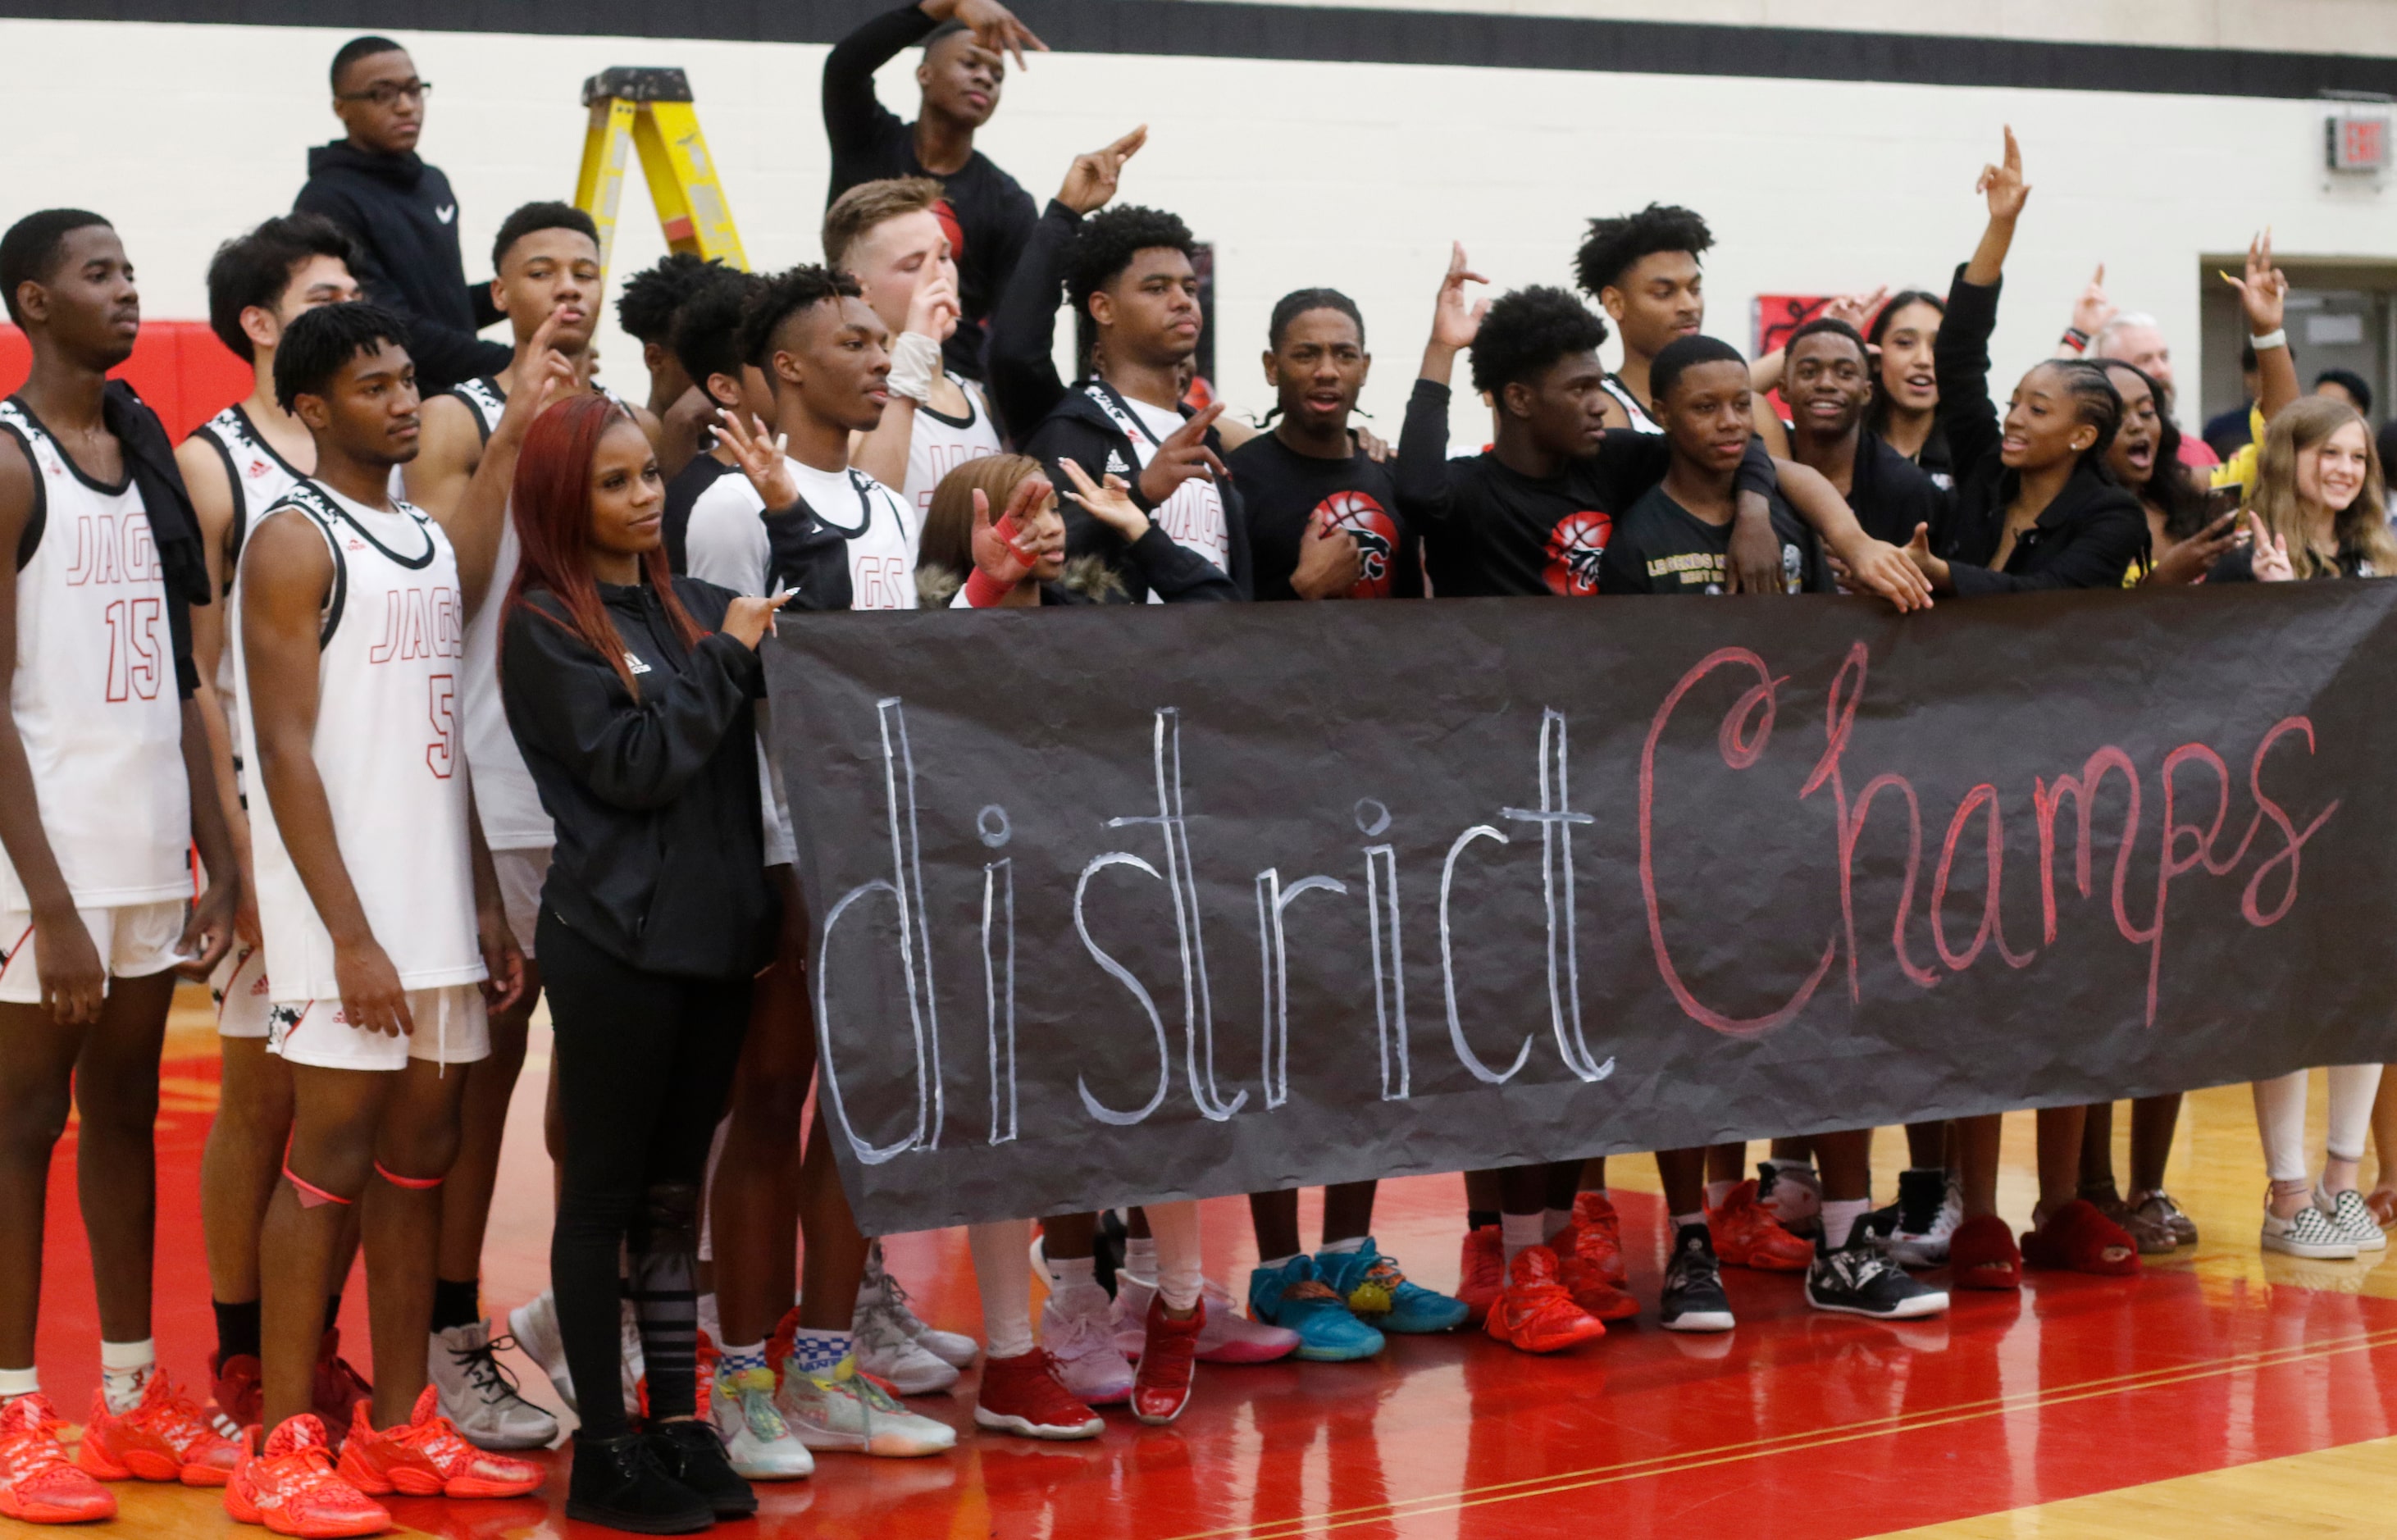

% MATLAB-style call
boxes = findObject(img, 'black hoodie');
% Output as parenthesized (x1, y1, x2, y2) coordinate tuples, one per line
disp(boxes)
(1930, 264, 2148, 595)
(499, 576, 775, 979)
(294, 140, 509, 394)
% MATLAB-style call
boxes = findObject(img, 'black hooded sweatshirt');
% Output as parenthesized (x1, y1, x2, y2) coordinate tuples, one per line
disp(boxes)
(294, 141, 510, 394)
(1930, 264, 2148, 594)
(988, 199, 1251, 602)
(500, 577, 775, 979)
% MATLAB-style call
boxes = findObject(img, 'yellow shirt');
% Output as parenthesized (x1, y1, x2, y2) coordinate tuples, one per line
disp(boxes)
(2208, 404, 2265, 499)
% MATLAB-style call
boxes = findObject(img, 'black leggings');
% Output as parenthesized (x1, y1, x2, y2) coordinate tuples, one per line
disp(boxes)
(540, 910, 753, 1441)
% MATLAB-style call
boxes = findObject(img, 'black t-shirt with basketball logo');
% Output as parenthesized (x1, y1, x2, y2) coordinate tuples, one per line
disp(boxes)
(1226, 431, 1422, 601)
(1395, 379, 1775, 598)
(1598, 483, 1830, 595)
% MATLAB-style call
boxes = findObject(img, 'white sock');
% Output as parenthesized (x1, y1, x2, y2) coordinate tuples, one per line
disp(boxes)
(1122, 1235, 1158, 1285)
(1256, 1252, 1300, 1272)
(1319, 1236, 1366, 1256)
(967, 1219, 1037, 1360)
(0, 1367, 37, 1401)
(1049, 1254, 1100, 1297)
(1144, 1201, 1204, 1314)
(1670, 1210, 1707, 1234)
(718, 1339, 768, 1378)
(1704, 1179, 1737, 1210)
(100, 1338, 155, 1414)
(1500, 1211, 1545, 1263)
(1821, 1198, 1871, 1251)
(1542, 1207, 1574, 1242)
(790, 1328, 853, 1377)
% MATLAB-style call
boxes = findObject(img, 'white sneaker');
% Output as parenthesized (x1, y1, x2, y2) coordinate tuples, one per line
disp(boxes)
(2262, 1199, 2360, 1259)
(427, 1319, 559, 1450)
(1889, 1178, 1963, 1268)
(2316, 1187, 2389, 1253)
(503, 1289, 645, 1419)
(851, 1247, 963, 1395)
(857, 1241, 979, 1369)
(711, 1366, 813, 1479)
(1039, 1283, 1133, 1405)
(505, 1291, 577, 1415)
(774, 1355, 956, 1456)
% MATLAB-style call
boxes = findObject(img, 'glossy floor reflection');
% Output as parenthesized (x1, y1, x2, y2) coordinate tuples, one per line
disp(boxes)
(14, 992, 2397, 1538)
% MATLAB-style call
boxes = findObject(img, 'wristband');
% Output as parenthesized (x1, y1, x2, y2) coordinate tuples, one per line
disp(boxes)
(2249, 327, 2288, 353)
(963, 567, 1017, 607)
(886, 330, 942, 404)
(2060, 327, 2090, 354)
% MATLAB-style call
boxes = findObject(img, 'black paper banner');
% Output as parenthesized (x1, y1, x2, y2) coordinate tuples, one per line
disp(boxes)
(764, 584, 2397, 1236)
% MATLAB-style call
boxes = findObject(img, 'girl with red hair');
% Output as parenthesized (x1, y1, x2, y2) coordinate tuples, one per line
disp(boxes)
(497, 394, 791, 1533)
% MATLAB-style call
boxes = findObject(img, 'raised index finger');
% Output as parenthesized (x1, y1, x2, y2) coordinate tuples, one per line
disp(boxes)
(1109, 125, 1149, 162)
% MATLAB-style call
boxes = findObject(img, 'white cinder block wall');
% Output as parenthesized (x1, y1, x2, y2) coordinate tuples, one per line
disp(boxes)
(2, 12, 2392, 450)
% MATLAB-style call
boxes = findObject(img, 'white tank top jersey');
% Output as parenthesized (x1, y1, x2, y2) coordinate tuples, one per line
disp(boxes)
(1602, 374, 1663, 434)
(445, 376, 554, 853)
(0, 398, 191, 909)
(189, 403, 307, 787)
(232, 480, 485, 1001)
(902, 378, 1003, 524)
(683, 455, 920, 612)
(1092, 385, 1230, 602)
(682, 455, 918, 868)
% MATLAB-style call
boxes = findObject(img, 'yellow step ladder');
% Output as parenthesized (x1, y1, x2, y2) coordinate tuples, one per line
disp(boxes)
(572, 66, 749, 282)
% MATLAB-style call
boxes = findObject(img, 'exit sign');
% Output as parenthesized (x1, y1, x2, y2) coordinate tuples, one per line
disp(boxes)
(2327, 108, 2390, 173)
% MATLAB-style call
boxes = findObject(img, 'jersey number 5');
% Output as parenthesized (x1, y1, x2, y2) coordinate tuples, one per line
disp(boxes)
(426, 673, 458, 778)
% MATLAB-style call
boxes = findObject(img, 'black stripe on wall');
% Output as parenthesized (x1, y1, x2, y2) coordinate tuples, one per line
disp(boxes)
(7, 0, 2395, 100)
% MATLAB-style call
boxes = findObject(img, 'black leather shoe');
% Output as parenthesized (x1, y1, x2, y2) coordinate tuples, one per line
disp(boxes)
(566, 1432, 715, 1534)
(650, 1419, 759, 1519)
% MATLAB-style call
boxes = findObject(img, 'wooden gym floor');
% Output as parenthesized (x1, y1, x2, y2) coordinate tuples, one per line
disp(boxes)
(11, 986, 2397, 1538)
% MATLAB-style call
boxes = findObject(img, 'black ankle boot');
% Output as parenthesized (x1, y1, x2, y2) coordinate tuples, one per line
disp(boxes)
(567, 1431, 715, 1534)
(651, 1419, 759, 1519)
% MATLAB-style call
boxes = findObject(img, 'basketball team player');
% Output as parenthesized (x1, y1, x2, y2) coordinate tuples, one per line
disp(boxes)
(403, 201, 636, 1447)
(0, 208, 240, 1521)
(825, 177, 1004, 519)
(225, 301, 544, 1535)
(686, 264, 959, 1469)
(177, 214, 381, 1444)
(989, 130, 1255, 599)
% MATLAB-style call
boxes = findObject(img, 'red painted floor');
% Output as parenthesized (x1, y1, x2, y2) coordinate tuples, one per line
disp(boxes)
(16, 1004, 2397, 1538)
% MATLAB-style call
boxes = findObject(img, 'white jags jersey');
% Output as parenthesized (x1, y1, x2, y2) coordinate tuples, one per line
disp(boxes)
(233, 480, 485, 1000)
(446, 376, 554, 853)
(0, 397, 191, 908)
(190, 404, 308, 795)
(903, 378, 1003, 528)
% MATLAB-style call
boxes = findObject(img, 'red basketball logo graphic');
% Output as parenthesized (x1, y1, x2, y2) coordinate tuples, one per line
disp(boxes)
(1310, 490, 1398, 599)
(1543, 511, 1612, 596)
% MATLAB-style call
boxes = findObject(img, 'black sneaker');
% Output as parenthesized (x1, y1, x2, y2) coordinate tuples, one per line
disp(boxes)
(1807, 1232, 1950, 1319)
(566, 1431, 715, 1535)
(1659, 1223, 1735, 1333)
(650, 1419, 758, 1519)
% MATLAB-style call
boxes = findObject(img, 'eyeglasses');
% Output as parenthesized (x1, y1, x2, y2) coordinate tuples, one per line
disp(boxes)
(339, 80, 431, 107)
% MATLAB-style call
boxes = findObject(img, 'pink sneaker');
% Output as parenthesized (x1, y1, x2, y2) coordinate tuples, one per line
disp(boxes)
(1112, 1273, 1298, 1365)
